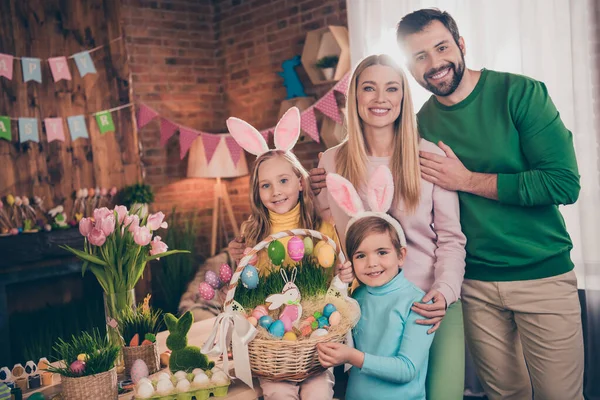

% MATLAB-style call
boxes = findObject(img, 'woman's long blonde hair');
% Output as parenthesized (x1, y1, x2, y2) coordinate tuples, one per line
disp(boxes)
(241, 150, 322, 246)
(335, 54, 421, 212)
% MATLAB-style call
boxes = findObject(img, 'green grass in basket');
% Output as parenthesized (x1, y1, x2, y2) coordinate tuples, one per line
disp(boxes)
(234, 256, 334, 311)
(116, 301, 163, 346)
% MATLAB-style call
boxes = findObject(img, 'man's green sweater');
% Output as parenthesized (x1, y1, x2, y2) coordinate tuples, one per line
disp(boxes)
(417, 69, 580, 281)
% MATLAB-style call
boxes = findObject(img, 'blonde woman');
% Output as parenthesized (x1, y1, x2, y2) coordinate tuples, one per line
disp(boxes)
(310, 54, 467, 399)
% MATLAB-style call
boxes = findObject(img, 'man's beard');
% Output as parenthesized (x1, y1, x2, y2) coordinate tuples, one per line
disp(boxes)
(422, 55, 466, 97)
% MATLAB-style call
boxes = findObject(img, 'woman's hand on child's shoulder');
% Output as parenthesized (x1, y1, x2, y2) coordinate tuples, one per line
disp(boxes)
(411, 289, 447, 334)
(317, 342, 364, 369)
(336, 260, 355, 284)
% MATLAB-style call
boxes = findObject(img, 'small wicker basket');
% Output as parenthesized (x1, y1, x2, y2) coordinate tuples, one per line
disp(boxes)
(225, 228, 360, 382)
(61, 367, 118, 400)
(123, 341, 160, 376)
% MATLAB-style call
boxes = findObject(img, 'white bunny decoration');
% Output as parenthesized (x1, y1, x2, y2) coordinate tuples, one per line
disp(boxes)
(226, 107, 301, 156)
(326, 165, 407, 246)
(265, 267, 302, 325)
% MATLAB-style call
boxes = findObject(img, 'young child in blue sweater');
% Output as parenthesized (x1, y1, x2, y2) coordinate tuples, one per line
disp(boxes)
(317, 166, 435, 400)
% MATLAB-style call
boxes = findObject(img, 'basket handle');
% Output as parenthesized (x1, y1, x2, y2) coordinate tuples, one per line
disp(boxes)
(224, 229, 346, 308)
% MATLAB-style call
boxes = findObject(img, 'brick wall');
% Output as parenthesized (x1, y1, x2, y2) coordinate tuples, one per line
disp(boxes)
(121, 0, 348, 255)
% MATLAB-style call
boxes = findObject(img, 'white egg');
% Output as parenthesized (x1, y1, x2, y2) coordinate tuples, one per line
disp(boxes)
(211, 371, 230, 386)
(156, 378, 174, 395)
(211, 366, 222, 374)
(136, 377, 152, 388)
(192, 372, 210, 387)
(176, 378, 191, 393)
(157, 372, 171, 381)
(174, 370, 187, 380)
(192, 368, 204, 375)
(310, 328, 329, 338)
(136, 381, 155, 399)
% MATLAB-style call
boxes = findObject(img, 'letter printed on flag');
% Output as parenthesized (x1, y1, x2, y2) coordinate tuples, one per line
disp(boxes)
(0, 54, 14, 80)
(44, 118, 66, 142)
(73, 51, 97, 77)
(19, 118, 39, 143)
(48, 56, 72, 82)
(0, 116, 11, 141)
(95, 111, 115, 134)
(21, 57, 42, 83)
(67, 115, 89, 140)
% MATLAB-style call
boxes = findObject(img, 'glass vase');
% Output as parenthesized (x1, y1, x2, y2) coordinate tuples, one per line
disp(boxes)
(103, 289, 136, 347)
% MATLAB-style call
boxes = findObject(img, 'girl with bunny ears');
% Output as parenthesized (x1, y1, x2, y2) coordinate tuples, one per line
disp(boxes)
(225, 107, 340, 400)
(317, 165, 435, 400)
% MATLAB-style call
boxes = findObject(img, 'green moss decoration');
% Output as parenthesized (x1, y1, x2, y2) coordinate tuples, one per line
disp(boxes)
(164, 312, 215, 373)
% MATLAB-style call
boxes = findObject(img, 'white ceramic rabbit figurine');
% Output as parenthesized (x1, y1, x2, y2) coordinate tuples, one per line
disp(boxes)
(265, 268, 302, 325)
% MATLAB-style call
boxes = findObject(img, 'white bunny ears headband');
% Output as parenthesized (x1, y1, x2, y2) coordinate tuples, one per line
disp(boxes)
(326, 165, 407, 247)
(225, 107, 301, 156)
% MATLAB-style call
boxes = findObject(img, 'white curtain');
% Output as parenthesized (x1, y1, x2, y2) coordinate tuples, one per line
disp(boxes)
(346, 0, 600, 397)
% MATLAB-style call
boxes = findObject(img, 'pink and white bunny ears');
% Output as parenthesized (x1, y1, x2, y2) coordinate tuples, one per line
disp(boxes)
(326, 165, 407, 247)
(225, 107, 301, 156)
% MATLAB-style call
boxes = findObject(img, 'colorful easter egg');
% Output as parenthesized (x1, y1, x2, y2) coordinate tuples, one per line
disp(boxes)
(287, 236, 305, 262)
(303, 237, 314, 255)
(259, 315, 274, 329)
(0, 383, 10, 400)
(198, 282, 215, 300)
(247, 316, 258, 327)
(268, 320, 285, 338)
(317, 316, 329, 329)
(305, 316, 316, 323)
(267, 240, 285, 265)
(317, 244, 336, 268)
(310, 328, 329, 338)
(76, 354, 88, 362)
(204, 270, 222, 289)
(241, 265, 259, 289)
(252, 305, 269, 318)
(313, 240, 326, 257)
(283, 332, 297, 341)
(131, 359, 149, 384)
(328, 311, 342, 326)
(323, 303, 336, 318)
(279, 315, 292, 332)
(219, 263, 233, 284)
(313, 311, 323, 320)
(69, 360, 85, 375)
(300, 323, 313, 337)
(311, 320, 319, 330)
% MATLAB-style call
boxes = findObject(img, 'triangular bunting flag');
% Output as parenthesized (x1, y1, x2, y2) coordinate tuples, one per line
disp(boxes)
(48, 56, 72, 82)
(300, 108, 319, 143)
(0, 54, 14, 80)
(179, 127, 200, 160)
(0, 116, 11, 141)
(315, 91, 342, 124)
(225, 136, 243, 166)
(137, 104, 159, 128)
(201, 134, 221, 165)
(260, 129, 271, 143)
(160, 118, 178, 146)
(44, 118, 65, 142)
(334, 73, 350, 96)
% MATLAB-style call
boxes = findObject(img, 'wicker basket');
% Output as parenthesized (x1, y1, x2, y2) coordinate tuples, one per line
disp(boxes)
(225, 228, 360, 382)
(61, 367, 118, 400)
(123, 342, 160, 376)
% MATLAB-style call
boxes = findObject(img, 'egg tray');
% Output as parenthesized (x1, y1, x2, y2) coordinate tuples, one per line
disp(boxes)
(135, 384, 230, 400)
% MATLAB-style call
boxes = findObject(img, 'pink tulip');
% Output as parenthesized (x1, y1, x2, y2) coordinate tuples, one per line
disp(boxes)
(150, 236, 169, 258)
(133, 226, 152, 246)
(93, 207, 112, 222)
(114, 205, 128, 224)
(79, 217, 93, 237)
(98, 214, 116, 236)
(124, 214, 140, 233)
(147, 212, 168, 231)
(88, 227, 107, 246)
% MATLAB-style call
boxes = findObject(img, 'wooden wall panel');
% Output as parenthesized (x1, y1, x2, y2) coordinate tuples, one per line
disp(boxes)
(0, 0, 141, 215)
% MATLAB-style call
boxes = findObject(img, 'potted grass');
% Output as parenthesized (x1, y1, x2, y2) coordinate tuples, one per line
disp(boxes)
(117, 294, 163, 376)
(119, 183, 154, 217)
(315, 55, 339, 81)
(46, 329, 120, 400)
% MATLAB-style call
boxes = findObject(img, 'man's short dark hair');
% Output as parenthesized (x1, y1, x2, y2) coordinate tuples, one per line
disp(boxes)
(396, 8, 461, 46)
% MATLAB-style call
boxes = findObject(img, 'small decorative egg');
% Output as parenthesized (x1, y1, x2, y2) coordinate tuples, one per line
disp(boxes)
(313, 311, 323, 320)
(279, 315, 292, 332)
(313, 240, 327, 257)
(211, 366, 222, 374)
(204, 270, 221, 289)
(287, 236, 305, 262)
(323, 303, 336, 318)
(258, 315, 274, 329)
(211, 371, 230, 386)
(247, 316, 258, 327)
(317, 244, 336, 268)
(267, 240, 286, 265)
(254, 305, 269, 316)
(136, 377, 152, 387)
(157, 372, 171, 381)
(10, 228, 18, 235)
(156, 378, 174, 395)
(241, 264, 259, 289)
(192, 368, 204, 375)
(174, 370, 187, 381)
(176, 378, 191, 393)
(310, 328, 329, 338)
(198, 282, 215, 301)
(300, 324, 313, 337)
(0, 367, 12, 382)
(303, 237, 314, 255)
(69, 360, 85, 375)
(328, 311, 342, 326)
(130, 359, 149, 384)
(268, 320, 285, 338)
(24, 361, 37, 376)
(76, 354, 87, 362)
(0, 383, 10, 400)
(317, 316, 329, 329)
(283, 332, 297, 341)
(311, 320, 319, 330)
(136, 381, 155, 399)
(192, 372, 210, 386)
(44, 224, 52, 232)
(219, 263, 233, 284)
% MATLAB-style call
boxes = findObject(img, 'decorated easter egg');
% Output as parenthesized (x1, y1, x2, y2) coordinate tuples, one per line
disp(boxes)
(192, 372, 210, 386)
(310, 328, 329, 338)
(242, 248, 258, 265)
(76, 354, 87, 362)
(219, 263, 233, 284)
(247, 316, 258, 327)
(251, 305, 268, 320)
(69, 360, 85, 375)
(300, 324, 313, 337)
(136, 381, 155, 399)
(311, 320, 319, 330)
(305, 315, 316, 324)
(328, 311, 342, 326)
(323, 303, 336, 318)
(279, 315, 292, 332)
(287, 236, 305, 262)
(283, 332, 297, 341)
(198, 282, 215, 300)
(259, 315, 274, 329)
(0, 383, 10, 400)
(313, 240, 327, 257)
(317, 244, 336, 268)
(0, 367, 12, 382)
(317, 316, 329, 328)
(156, 378, 174, 395)
(176, 378, 190, 393)
(303, 237, 314, 255)
(24, 360, 37, 376)
(241, 265, 259, 289)
(267, 240, 285, 265)
(205, 270, 222, 289)
(268, 320, 285, 338)
(130, 359, 149, 384)
(313, 311, 323, 320)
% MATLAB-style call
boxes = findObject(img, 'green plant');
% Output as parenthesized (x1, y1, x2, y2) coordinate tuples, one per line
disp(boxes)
(116, 294, 163, 346)
(119, 183, 155, 207)
(164, 312, 215, 373)
(46, 329, 120, 377)
(315, 55, 339, 69)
